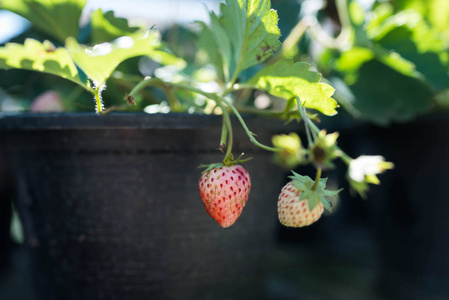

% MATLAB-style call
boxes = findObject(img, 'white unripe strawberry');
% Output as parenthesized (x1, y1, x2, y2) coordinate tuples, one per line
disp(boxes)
(277, 181, 324, 227)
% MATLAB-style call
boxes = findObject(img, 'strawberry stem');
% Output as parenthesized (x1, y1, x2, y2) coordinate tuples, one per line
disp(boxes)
(296, 96, 316, 144)
(220, 119, 228, 152)
(221, 107, 234, 160)
(305, 117, 353, 165)
(173, 83, 280, 152)
(129, 78, 280, 153)
(312, 167, 322, 191)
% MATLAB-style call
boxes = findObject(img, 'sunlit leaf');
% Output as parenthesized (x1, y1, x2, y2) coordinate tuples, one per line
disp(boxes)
(396, 0, 449, 43)
(91, 9, 140, 44)
(197, 22, 225, 78)
(0, 0, 86, 42)
(426, 0, 449, 44)
(66, 31, 184, 86)
(375, 26, 449, 90)
(150, 49, 187, 69)
(0, 39, 84, 87)
(246, 59, 338, 116)
(209, 0, 281, 80)
(337, 46, 422, 84)
(209, 12, 233, 79)
(366, 8, 449, 90)
(336, 47, 374, 73)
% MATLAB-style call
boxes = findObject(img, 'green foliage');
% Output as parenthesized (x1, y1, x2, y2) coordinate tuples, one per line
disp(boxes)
(207, 0, 282, 81)
(246, 59, 338, 116)
(0, 0, 86, 43)
(65, 31, 173, 87)
(0, 39, 84, 87)
(368, 9, 449, 90)
(320, 0, 449, 125)
(91, 9, 140, 44)
(0, 0, 335, 117)
(0, 0, 400, 221)
(344, 59, 434, 125)
(394, 0, 449, 45)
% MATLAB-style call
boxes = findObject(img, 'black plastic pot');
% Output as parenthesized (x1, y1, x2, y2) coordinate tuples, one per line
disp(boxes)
(0, 147, 12, 272)
(0, 113, 295, 300)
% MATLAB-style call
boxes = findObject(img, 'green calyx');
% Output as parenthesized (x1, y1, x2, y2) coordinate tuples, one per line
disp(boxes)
(309, 130, 341, 169)
(289, 171, 341, 212)
(222, 153, 252, 166)
(198, 153, 252, 173)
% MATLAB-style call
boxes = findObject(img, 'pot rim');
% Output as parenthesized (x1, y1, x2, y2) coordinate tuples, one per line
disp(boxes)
(0, 112, 301, 131)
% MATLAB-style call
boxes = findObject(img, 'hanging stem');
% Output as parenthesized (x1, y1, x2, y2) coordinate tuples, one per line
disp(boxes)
(128, 77, 181, 111)
(220, 96, 279, 152)
(220, 119, 228, 152)
(297, 102, 323, 191)
(311, 167, 322, 191)
(128, 77, 158, 97)
(218, 102, 234, 159)
(159, 84, 181, 112)
(129, 78, 280, 153)
(173, 83, 279, 152)
(296, 97, 315, 144)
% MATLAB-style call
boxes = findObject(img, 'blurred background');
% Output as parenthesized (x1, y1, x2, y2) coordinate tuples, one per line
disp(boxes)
(1, 0, 449, 299)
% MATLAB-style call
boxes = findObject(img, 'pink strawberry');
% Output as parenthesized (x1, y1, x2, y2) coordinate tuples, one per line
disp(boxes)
(30, 91, 64, 112)
(199, 165, 251, 228)
(277, 181, 324, 227)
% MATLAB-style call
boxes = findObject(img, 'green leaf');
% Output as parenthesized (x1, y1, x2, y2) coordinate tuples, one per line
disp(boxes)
(393, 0, 449, 45)
(336, 48, 374, 74)
(367, 9, 449, 90)
(375, 26, 449, 91)
(365, 3, 394, 33)
(197, 22, 225, 78)
(337, 46, 422, 84)
(246, 59, 338, 116)
(374, 46, 421, 79)
(0, 39, 84, 87)
(426, 0, 449, 44)
(66, 31, 183, 87)
(91, 9, 140, 44)
(149, 48, 187, 69)
(0, 0, 86, 43)
(209, 0, 281, 80)
(347, 59, 434, 125)
(208, 12, 233, 80)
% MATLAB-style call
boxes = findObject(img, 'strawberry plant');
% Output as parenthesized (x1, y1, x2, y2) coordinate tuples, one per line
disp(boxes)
(0, 0, 401, 228)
